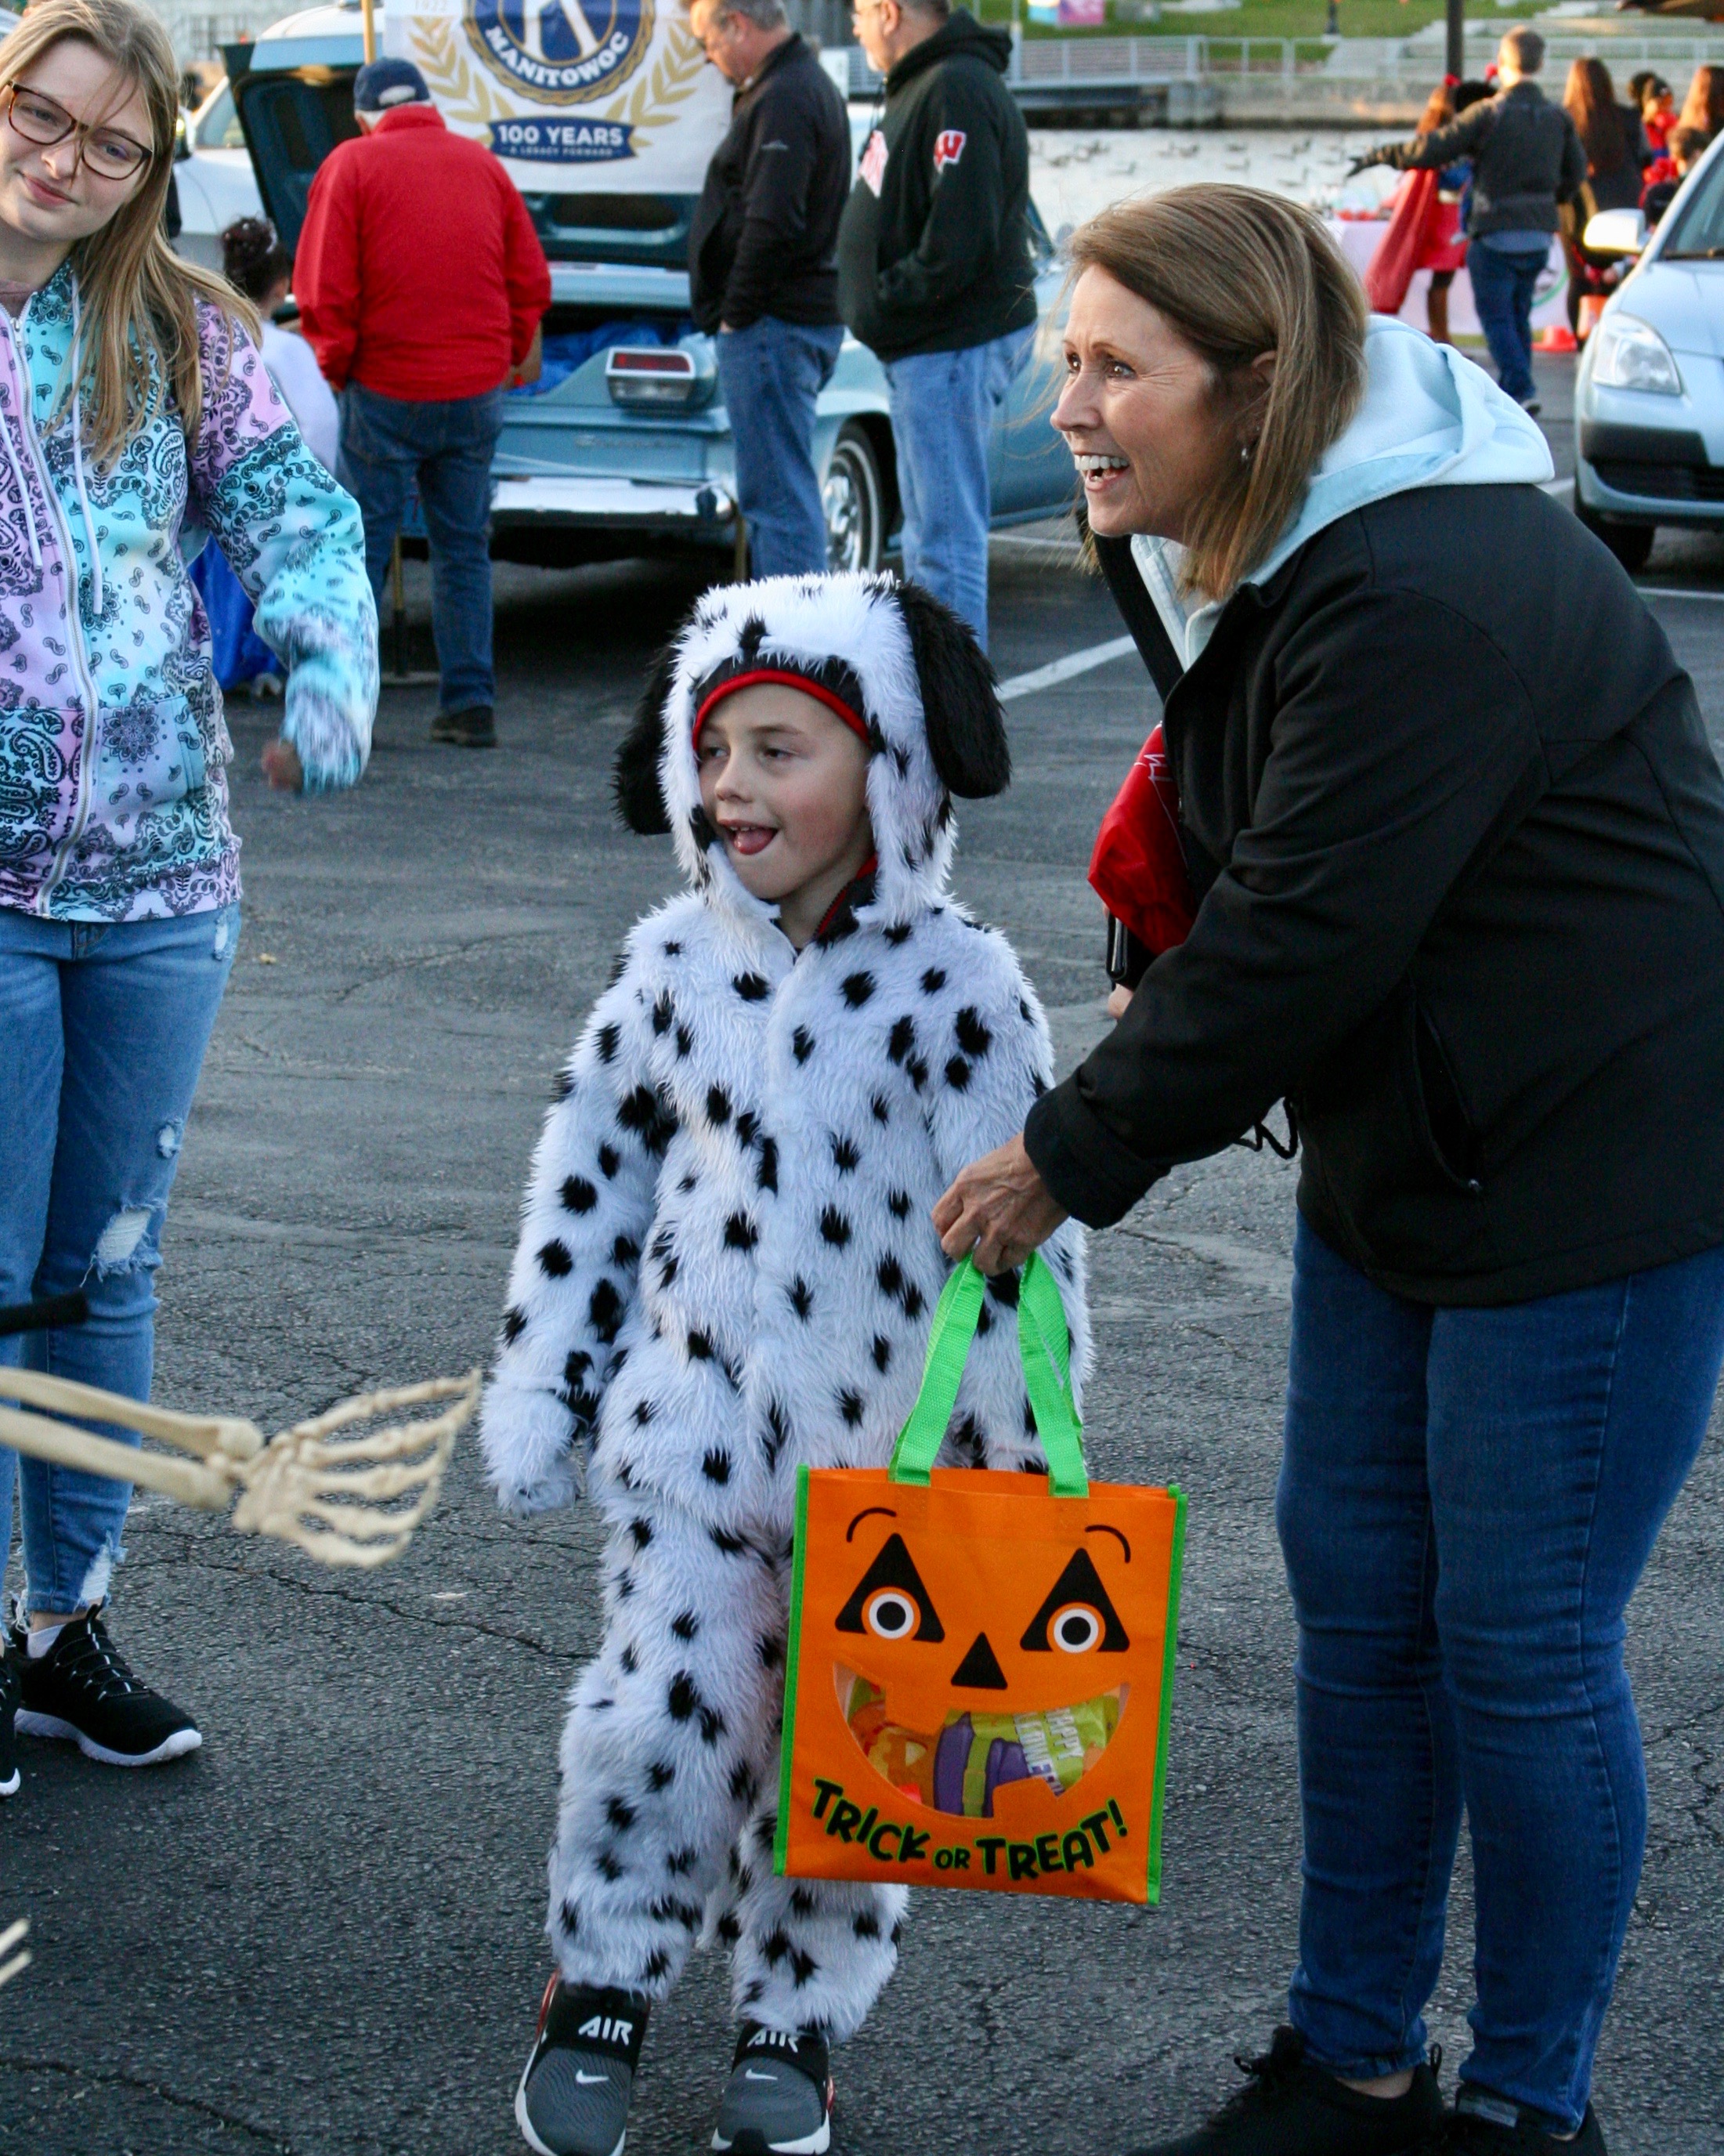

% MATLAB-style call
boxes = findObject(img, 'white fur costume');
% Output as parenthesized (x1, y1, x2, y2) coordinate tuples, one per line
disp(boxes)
(481, 573, 1089, 2043)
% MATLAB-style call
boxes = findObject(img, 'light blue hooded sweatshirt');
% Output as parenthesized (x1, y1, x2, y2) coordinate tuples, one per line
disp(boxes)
(1129, 317, 1555, 669)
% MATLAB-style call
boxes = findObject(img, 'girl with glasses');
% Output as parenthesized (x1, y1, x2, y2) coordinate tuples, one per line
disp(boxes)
(0, 0, 376, 1791)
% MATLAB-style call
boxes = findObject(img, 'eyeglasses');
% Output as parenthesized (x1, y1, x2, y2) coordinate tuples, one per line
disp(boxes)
(4, 84, 154, 183)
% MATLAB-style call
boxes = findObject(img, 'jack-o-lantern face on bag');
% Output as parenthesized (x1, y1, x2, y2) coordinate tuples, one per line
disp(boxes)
(833, 1518, 1136, 1818)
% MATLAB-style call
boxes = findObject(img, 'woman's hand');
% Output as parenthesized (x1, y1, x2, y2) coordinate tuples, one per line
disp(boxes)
(1107, 982, 1134, 1019)
(933, 1134, 1069, 1275)
(262, 739, 303, 792)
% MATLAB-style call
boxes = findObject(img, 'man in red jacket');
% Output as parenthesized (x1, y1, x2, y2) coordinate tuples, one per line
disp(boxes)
(297, 58, 551, 747)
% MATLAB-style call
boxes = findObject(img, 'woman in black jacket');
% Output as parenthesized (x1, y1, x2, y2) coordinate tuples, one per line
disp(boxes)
(934, 186, 1724, 2156)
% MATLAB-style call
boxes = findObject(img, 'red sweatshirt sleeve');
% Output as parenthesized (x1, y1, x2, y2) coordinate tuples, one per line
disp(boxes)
(500, 176, 551, 371)
(295, 151, 362, 392)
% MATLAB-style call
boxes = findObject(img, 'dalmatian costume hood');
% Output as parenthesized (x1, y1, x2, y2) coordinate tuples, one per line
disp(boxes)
(481, 572, 1088, 2042)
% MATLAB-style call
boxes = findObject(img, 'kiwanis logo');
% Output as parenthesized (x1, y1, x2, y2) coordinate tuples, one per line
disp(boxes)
(464, 0, 653, 103)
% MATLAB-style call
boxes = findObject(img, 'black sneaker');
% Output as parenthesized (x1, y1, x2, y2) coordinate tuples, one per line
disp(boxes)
(1425, 2092, 1607, 2154)
(1126, 2027, 1446, 2155)
(12, 1608, 201, 1767)
(431, 706, 496, 747)
(712, 2024, 833, 2154)
(515, 1976, 648, 2156)
(0, 1642, 19, 1798)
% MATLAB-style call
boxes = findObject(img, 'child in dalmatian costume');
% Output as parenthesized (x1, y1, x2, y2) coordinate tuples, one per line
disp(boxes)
(483, 571, 1088, 2156)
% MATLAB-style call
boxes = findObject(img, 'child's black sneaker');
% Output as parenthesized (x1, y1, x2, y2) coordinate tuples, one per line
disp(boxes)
(712, 2024, 833, 2155)
(0, 1641, 20, 1797)
(10, 1608, 200, 1767)
(515, 1976, 648, 2156)
(1428, 2091, 1607, 2155)
(1126, 2027, 1445, 2155)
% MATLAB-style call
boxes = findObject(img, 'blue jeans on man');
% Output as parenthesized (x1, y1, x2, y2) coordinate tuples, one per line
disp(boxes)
(1467, 233, 1550, 407)
(717, 317, 845, 579)
(0, 904, 239, 1614)
(339, 382, 504, 716)
(1278, 1215, 1724, 2131)
(882, 324, 1033, 653)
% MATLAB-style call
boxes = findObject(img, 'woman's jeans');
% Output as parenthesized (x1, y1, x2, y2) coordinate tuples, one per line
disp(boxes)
(0, 904, 237, 1616)
(1279, 1217, 1724, 2131)
(339, 383, 504, 718)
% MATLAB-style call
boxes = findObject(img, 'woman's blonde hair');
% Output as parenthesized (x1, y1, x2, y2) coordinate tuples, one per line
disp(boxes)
(1066, 186, 1368, 600)
(0, 0, 255, 463)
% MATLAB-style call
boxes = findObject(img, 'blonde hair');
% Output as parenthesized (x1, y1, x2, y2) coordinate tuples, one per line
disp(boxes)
(1066, 186, 1368, 600)
(1, 0, 256, 463)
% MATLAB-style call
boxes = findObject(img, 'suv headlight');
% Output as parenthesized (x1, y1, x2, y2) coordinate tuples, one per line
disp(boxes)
(1589, 313, 1683, 396)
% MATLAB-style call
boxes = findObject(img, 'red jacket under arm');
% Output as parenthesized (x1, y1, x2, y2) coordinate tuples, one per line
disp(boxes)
(296, 106, 551, 400)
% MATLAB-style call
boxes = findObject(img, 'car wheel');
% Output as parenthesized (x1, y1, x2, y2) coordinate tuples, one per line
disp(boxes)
(823, 425, 884, 574)
(1577, 501, 1655, 573)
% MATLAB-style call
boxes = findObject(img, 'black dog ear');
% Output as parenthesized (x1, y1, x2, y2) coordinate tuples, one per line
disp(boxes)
(613, 636, 678, 835)
(893, 579, 1010, 799)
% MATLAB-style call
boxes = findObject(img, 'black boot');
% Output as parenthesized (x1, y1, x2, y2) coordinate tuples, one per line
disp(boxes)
(1125, 2027, 1446, 2156)
(1426, 2091, 1607, 2155)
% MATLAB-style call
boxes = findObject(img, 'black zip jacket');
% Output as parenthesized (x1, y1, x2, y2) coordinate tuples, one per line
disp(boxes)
(1372, 80, 1586, 236)
(1025, 490, 1724, 1306)
(689, 34, 849, 335)
(835, 9, 1036, 363)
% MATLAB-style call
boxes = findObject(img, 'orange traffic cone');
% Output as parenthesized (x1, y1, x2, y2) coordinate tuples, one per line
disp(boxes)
(1576, 294, 1607, 340)
(1534, 321, 1579, 353)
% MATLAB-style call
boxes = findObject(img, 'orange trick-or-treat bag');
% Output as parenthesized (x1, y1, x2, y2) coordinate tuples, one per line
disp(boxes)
(775, 1253, 1186, 1904)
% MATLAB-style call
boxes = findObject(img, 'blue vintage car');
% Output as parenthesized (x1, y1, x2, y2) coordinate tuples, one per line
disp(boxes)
(229, 4, 1077, 573)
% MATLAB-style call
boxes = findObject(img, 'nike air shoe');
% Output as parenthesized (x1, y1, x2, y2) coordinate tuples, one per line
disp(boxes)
(515, 1975, 649, 2156)
(1126, 2026, 1445, 2155)
(11, 1608, 201, 1767)
(0, 1641, 20, 1798)
(712, 2023, 833, 2155)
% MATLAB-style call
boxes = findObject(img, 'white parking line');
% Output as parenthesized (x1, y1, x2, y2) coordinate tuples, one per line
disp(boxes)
(1637, 585, 1724, 602)
(1541, 476, 1574, 498)
(997, 634, 1139, 702)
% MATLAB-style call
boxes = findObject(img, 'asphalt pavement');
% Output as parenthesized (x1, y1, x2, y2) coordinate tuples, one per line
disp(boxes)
(3, 364, 1722, 2156)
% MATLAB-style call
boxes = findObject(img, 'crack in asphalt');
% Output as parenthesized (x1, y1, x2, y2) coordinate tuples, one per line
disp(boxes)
(0, 2054, 294, 2149)
(125, 1542, 579, 1662)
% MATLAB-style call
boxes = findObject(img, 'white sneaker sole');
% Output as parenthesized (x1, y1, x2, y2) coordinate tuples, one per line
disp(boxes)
(15, 1709, 201, 1767)
(0, 1766, 18, 1798)
(513, 2062, 624, 2156)
(711, 2113, 831, 2154)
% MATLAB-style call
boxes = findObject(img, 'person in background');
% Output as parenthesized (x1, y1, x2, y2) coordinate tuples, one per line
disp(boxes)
(1677, 62, 1724, 145)
(1628, 68, 1675, 153)
(1561, 57, 1650, 334)
(1367, 81, 1488, 345)
(190, 215, 342, 697)
(837, 0, 1035, 651)
(1643, 122, 1706, 226)
(686, 0, 849, 578)
(296, 56, 550, 751)
(0, 0, 374, 1791)
(1353, 27, 1585, 415)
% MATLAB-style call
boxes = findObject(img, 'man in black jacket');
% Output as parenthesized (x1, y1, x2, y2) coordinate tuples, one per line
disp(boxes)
(1355, 25, 1585, 412)
(689, 0, 850, 575)
(837, 0, 1036, 648)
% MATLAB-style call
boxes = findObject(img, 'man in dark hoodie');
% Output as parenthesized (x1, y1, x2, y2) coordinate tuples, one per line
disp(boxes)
(689, 0, 851, 576)
(837, 0, 1036, 649)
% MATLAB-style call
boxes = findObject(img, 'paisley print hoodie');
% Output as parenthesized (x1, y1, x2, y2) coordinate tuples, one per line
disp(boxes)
(0, 264, 378, 922)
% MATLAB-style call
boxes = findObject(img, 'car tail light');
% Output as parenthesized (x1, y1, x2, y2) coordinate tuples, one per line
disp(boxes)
(606, 345, 711, 410)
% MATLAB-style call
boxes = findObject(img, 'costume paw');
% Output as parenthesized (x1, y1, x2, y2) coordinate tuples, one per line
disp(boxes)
(496, 1454, 581, 1518)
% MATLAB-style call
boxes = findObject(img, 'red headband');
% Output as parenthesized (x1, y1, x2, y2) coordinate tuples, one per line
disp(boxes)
(692, 668, 870, 747)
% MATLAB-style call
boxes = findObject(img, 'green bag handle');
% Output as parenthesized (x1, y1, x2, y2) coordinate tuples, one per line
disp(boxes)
(887, 1250, 1088, 1498)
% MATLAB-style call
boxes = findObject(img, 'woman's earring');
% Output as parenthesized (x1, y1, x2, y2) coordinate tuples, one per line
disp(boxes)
(1240, 438, 1255, 467)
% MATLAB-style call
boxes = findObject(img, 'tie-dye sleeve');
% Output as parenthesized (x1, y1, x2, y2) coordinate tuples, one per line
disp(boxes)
(188, 301, 378, 794)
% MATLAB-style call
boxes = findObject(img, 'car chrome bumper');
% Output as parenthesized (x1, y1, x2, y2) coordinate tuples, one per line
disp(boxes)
(490, 476, 736, 532)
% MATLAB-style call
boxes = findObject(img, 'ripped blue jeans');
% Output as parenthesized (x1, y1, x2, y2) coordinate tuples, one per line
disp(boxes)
(0, 903, 239, 1617)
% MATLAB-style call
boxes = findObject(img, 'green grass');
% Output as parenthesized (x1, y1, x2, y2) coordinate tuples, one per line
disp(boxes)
(974, 0, 1534, 43)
